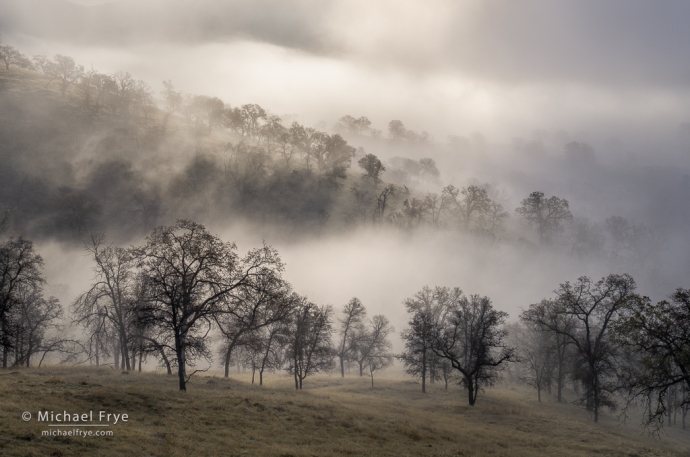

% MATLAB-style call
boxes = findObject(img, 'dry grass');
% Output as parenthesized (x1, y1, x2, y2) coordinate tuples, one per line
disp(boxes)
(0, 366, 689, 457)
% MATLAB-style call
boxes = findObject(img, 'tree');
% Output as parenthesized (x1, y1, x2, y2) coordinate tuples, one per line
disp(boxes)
(188, 95, 225, 133)
(431, 294, 515, 405)
(34, 54, 84, 97)
(255, 321, 290, 385)
(286, 299, 334, 389)
(336, 297, 366, 377)
(58, 188, 102, 237)
(135, 220, 279, 390)
(399, 286, 455, 392)
(613, 288, 690, 429)
(399, 198, 429, 229)
(564, 141, 595, 164)
(91, 72, 114, 115)
(512, 322, 554, 402)
(240, 104, 267, 137)
(388, 120, 407, 140)
(0, 238, 45, 368)
(73, 234, 138, 370)
(604, 216, 663, 274)
(310, 133, 356, 182)
(0, 45, 32, 71)
(162, 80, 183, 120)
(9, 285, 62, 367)
(418, 158, 440, 183)
(216, 271, 297, 378)
(521, 299, 576, 403)
(441, 184, 507, 236)
(358, 154, 386, 187)
(373, 185, 395, 223)
(544, 274, 639, 422)
(111, 71, 136, 117)
(515, 191, 573, 244)
(355, 315, 394, 386)
(338, 115, 372, 135)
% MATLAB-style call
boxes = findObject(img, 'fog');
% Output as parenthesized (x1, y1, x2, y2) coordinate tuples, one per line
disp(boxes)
(4, 0, 690, 139)
(2, 0, 690, 358)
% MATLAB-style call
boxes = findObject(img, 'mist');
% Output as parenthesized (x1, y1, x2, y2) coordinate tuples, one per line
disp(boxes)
(4, 0, 690, 140)
(2, 0, 690, 369)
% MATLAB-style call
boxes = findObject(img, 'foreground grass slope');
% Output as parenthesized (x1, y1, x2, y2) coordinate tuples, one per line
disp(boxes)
(1, 366, 688, 457)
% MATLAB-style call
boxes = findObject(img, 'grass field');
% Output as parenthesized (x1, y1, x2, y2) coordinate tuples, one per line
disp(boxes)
(1, 366, 689, 457)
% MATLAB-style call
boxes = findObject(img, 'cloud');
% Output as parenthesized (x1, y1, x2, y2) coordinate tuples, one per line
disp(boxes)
(0, 0, 337, 52)
(3, 0, 690, 141)
(5, 0, 690, 89)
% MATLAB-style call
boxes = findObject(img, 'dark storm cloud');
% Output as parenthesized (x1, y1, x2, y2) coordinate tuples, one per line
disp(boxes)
(0, 0, 336, 52)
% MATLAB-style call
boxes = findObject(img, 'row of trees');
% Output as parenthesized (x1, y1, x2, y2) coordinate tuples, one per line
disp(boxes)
(514, 275, 690, 428)
(396, 276, 690, 431)
(348, 168, 660, 279)
(69, 220, 395, 391)
(3, 226, 688, 430)
(0, 238, 76, 368)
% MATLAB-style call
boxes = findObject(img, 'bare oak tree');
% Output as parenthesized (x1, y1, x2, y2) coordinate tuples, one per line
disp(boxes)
(287, 299, 334, 389)
(336, 297, 366, 377)
(135, 220, 282, 390)
(431, 294, 515, 406)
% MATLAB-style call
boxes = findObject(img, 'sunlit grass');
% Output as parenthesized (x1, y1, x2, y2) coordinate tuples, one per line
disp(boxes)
(1, 366, 688, 456)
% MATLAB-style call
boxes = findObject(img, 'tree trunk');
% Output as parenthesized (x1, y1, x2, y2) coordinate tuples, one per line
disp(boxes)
(359, 361, 364, 377)
(259, 369, 264, 386)
(113, 342, 120, 369)
(340, 356, 345, 378)
(158, 346, 172, 375)
(467, 377, 476, 406)
(421, 348, 427, 394)
(557, 358, 564, 402)
(176, 335, 187, 391)
(294, 364, 299, 390)
(224, 347, 232, 377)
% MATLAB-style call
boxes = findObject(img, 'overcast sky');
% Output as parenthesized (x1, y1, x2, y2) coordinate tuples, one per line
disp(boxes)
(3, 0, 690, 141)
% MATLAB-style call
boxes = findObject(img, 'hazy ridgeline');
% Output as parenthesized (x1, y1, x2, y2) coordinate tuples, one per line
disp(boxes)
(1, 38, 690, 433)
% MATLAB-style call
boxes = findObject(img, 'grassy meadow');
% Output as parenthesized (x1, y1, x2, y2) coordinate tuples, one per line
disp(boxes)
(1, 366, 689, 457)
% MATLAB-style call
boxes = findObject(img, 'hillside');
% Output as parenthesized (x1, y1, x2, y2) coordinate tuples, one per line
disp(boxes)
(0, 65, 427, 244)
(2, 366, 688, 457)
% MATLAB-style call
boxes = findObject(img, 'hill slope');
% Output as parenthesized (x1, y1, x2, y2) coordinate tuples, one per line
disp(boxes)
(1, 366, 688, 456)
